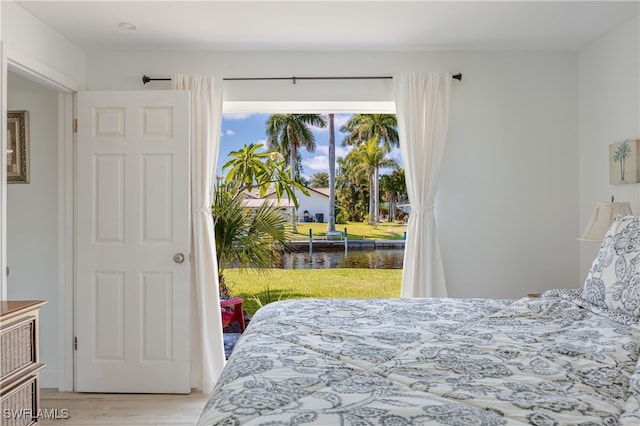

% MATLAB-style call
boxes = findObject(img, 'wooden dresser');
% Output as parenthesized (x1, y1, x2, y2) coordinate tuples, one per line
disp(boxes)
(0, 300, 46, 426)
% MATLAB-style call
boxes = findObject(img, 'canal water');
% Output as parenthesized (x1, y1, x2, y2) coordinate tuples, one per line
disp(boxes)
(277, 248, 405, 269)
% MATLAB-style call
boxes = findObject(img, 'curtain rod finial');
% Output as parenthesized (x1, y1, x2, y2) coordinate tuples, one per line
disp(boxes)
(142, 75, 150, 85)
(452, 73, 462, 81)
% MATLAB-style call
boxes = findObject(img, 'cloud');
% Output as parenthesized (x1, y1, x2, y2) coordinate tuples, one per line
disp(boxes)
(388, 147, 403, 163)
(225, 129, 235, 136)
(222, 113, 255, 120)
(309, 123, 327, 133)
(309, 113, 351, 134)
(299, 140, 355, 178)
(333, 114, 351, 129)
(302, 155, 330, 172)
(315, 144, 352, 158)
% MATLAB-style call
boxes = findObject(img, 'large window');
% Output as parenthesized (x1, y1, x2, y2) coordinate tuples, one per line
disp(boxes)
(217, 113, 406, 316)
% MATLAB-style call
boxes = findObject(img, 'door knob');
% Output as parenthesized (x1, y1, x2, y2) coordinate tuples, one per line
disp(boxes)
(173, 253, 185, 264)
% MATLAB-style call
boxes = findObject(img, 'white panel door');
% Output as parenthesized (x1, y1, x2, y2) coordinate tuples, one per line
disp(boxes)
(76, 91, 191, 393)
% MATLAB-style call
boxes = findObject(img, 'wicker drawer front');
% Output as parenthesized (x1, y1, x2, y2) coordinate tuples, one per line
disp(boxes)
(0, 375, 37, 426)
(0, 317, 36, 381)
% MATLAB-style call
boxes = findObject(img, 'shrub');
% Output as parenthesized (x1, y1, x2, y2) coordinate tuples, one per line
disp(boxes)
(336, 209, 350, 224)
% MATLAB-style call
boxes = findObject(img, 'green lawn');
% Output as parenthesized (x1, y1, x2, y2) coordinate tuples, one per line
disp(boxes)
(224, 268, 402, 316)
(223, 222, 406, 317)
(291, 221, 407, 241)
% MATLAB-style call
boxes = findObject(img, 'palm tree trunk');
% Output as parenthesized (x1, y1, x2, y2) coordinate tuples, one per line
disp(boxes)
(290, 143, 298, 233)
(218, 274, 231, 299)
(327, 114, 336, 233)
(373, 167, 379, 225)
(368, 175, 374, 224)
(389, 196, 396, 222)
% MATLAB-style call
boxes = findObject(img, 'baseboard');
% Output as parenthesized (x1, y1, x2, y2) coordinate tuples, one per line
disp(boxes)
(40, 368, 59, 388)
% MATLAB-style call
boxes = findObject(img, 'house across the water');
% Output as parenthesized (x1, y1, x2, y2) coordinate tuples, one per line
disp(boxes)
(242, 187, 330, 223)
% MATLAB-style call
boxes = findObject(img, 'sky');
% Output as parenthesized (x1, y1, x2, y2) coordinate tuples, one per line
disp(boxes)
(219, 113, 403, 180)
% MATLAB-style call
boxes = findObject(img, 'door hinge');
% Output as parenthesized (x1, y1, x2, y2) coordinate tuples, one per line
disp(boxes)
(5, 266, 9, 277)
(74, 337, 78, 350)
(73, 118, 78, 133)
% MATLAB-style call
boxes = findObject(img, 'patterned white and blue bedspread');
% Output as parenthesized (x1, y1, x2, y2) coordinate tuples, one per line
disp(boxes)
(198, 294, 640, 425)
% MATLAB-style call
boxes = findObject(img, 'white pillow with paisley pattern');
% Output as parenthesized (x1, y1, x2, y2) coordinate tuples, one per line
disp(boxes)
(581, 214, 640, 319)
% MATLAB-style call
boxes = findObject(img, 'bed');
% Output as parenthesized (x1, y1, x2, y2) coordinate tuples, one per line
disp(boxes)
(199, 216, 640, 425)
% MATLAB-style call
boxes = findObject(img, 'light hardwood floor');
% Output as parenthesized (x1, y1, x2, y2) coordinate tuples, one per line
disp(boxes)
(39, 388, 210, 425)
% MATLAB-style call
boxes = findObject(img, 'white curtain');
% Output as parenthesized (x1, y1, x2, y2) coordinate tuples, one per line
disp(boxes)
(394, 72, 452, 298)
(172, 75, 225, 393)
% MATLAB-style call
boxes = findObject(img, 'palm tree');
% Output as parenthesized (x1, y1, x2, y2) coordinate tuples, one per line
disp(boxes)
(341, 114, 399, 151)
(326, 114, 337, 235)
(380, 168, 406, 222)
(341, 114, 399, 224)
(346, 139, 399, 224)
(221, 143, 306, 203)
(212, 185, 291, 298)
(214, 143, 306, 298)
(335, 156, 369, 222)
(613, 141, 632, 182)
(309, 172, 329, 188)
(266, 114, 326, 232)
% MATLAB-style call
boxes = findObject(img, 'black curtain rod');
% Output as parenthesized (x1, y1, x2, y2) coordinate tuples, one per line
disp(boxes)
(141, 73, 462, 85)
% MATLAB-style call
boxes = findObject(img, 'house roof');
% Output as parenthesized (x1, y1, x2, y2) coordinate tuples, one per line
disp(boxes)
(242, 188, 262, 199)
(241, 186, 330, 199)
(308, 187, 330, 197)
(241, 199, 294, 209)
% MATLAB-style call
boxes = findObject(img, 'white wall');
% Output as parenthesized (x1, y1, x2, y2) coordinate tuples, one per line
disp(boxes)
(7, 71, 59, 387)
(86, 50, 580, 299)
(1, 1, 85, 88)
(438, 53, 579, 298)
(296, 190, 329, 223)
(1, 0, 82, 305)
(578, 16, 640, 281)
(265, 189, 329, 223)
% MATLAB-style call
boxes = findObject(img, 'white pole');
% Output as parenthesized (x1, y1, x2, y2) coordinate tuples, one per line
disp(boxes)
(344, 227, 348, 256)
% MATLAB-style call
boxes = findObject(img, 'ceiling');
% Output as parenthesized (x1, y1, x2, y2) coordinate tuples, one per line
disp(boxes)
(14, 1, 640, 53)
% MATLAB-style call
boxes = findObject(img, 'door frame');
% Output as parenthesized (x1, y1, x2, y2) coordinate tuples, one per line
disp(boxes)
(2, 44, 78, 391)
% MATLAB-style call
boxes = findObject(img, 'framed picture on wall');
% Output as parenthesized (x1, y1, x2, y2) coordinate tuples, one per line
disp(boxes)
(7, 110, 30, 184)
(609, 139, 640, 185)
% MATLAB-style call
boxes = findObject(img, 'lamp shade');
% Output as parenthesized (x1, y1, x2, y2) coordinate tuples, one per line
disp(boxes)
(579, 201, 632, 241)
